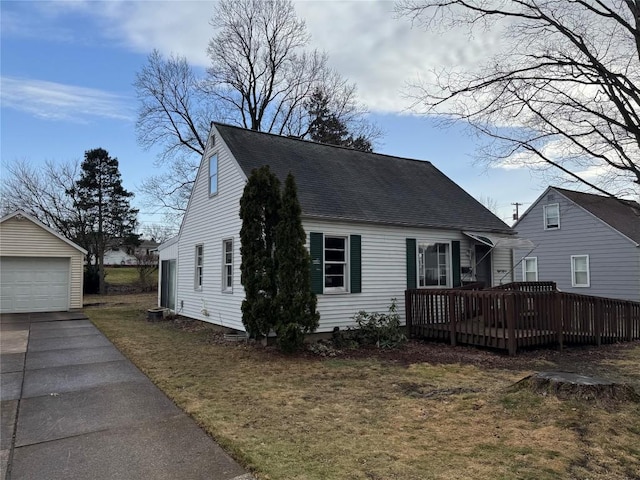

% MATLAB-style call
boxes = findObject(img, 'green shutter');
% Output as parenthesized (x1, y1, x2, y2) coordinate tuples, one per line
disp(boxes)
(406, 238, 417, 289)
(310, 232, 323, 294)
(350, 234, 361, 293)
(452, 240, 461, 288)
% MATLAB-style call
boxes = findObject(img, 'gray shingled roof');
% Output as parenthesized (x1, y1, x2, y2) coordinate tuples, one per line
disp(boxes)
(215, 123, 513, 234)
(554, 187, 640, 244)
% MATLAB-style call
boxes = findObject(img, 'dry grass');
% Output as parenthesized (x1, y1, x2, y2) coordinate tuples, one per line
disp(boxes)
(104, 267, 139, 285)
(86, 293, 640, 480)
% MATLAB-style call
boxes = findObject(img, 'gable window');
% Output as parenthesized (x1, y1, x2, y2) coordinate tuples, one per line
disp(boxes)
(543, 203, 560, 229)
(571, 255, 590, 287)
(209, 154, 218, 196)
(523, 257, 538, 282)
(195, 244, 204, 290)
(324, 236, 347, 292)
(222, 239, 233, 293)
(418, 242, 450, 287)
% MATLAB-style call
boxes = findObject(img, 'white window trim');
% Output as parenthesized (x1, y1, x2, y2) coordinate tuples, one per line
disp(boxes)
(543, 203, 560, 230)
(571, 255, 590, 287)
(417, 241, 452, 289)
(222, 238, 233, 293)
(195, 244, 204, 290)
(522, 257, 538, 282)
(209, 154, 218, 197)
(324, 235, 349, 294)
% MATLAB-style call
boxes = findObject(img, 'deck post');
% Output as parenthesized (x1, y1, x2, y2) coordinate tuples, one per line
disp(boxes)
(448, 292, 457, 346)
(554, 291, 563, 351)
(594, 299, 602, 346)
(405, 290, 413, 338)
(625, 303, 632, 342)
(505, 293, 516, 355)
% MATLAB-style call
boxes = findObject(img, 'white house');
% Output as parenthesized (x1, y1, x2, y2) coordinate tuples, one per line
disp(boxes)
(158, 123, 531, 333)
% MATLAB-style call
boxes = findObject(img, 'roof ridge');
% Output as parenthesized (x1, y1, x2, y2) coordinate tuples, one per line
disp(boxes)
(212, 121, 434, 166)
(552, 186, 640, 205)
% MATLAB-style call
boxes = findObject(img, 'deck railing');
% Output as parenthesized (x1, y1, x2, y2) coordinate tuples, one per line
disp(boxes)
(405, 286, 640, 355)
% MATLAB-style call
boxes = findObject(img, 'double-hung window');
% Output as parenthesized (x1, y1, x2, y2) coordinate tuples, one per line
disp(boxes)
(324, 236, 347, 292)
(418, 242, 450, 287)
(195, 244, 204, 290)
(544, 204, 560, 229)
(222, 239, 233, 292)
(209, 154, 218, 195)
(571, 255, 590, 287)
(523, 257, 538, 281)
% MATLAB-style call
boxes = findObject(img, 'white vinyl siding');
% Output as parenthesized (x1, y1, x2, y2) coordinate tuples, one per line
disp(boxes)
(303, 220, 509, 333)
(222, 239, 233, 293)
(523, 257, 538, 281)
(543, 203, 560, 230)
(0, 216, 84, 309)
(571, 255, 590, 287)
(175, 126, 247, 331)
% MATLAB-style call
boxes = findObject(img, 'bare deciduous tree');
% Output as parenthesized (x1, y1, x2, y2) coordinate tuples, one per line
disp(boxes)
(397, 0, 640, 199)
(0, 159, 83, 239)
(140, 223, 177, 244)
(134, 0, 379, 218)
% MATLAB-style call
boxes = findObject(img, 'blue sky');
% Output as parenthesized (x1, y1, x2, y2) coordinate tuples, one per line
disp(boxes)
(0, 1, 546, 230)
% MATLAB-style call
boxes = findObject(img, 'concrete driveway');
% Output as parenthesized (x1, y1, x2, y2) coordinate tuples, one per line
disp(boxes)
(0, 312, 253, 480)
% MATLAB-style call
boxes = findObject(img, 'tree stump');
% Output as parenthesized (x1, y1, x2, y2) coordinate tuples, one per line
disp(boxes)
(511, 372, 640, 404)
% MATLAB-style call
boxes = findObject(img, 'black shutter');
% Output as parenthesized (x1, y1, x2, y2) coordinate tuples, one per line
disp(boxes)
(406, 238, 417, 289)
(310, 232, 323, 294)
(350, 235, 361, 293)
(452, 240, 461, 288)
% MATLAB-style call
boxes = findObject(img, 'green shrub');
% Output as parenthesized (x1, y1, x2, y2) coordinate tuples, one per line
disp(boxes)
(350, 299, 406, 349)
(324, 299, 407, 351)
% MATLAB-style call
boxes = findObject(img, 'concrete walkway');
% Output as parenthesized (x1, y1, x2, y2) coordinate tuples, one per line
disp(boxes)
(0, 312, 253, 480)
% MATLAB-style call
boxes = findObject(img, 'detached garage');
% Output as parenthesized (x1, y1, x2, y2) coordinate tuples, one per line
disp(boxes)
(0, 210, 87, 313)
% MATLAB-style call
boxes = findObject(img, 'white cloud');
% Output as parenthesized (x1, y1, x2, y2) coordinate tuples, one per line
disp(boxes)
(14, 1, 503, 115)
(0, 77, 133, 122)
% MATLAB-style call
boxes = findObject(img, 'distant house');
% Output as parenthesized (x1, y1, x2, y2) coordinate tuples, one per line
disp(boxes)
(158, 123, 531, 333)
(513, 186, 640, 302)
(103, 239, 160, 266)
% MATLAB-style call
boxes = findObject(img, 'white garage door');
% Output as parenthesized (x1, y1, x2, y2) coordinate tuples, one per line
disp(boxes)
(0, 257, 70, 313)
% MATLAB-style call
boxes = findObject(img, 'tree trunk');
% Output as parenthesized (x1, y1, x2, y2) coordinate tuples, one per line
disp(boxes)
(510, 372, 639, 404)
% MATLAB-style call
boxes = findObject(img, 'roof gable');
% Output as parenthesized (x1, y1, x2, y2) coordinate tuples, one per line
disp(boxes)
(553, 187, 640, 244)
(0, 210, 88, 254)
(213, 123, 513, 234)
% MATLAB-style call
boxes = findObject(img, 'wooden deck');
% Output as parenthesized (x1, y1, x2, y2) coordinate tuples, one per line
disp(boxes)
(405, 283, 640, 355)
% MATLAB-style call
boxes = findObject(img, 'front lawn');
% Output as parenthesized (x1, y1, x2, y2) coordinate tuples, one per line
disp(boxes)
(86, 294, 640, 480)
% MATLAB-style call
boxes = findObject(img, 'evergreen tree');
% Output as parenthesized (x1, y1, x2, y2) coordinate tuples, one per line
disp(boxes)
(274, 173, 319, 353)
(239, 166, 281, 339)
(306, 88, 373, 153)
(66, 148, 138, 294)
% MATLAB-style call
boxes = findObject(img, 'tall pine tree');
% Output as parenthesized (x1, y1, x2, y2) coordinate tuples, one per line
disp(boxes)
(274, 173, 319, 352)
(306, 88, 373, 152)
(66, 148, 138, 294)
(239, 165, 281, 339)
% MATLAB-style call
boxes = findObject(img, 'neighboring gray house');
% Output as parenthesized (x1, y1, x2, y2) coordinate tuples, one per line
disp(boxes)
(158, 123, 529, 333)
(513, 186, 640, 302)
